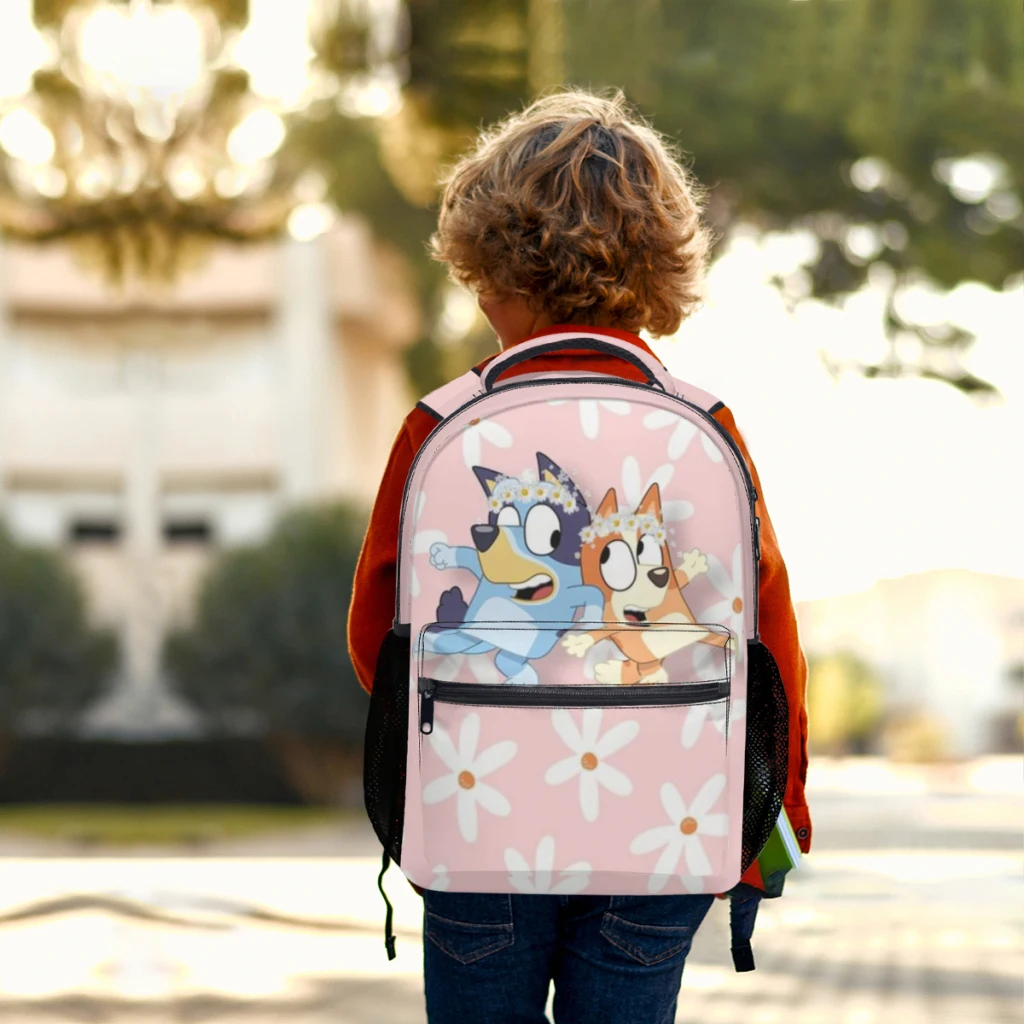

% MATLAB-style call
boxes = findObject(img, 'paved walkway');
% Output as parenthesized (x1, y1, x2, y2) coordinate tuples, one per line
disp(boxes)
(0, 758, 1020, 1023)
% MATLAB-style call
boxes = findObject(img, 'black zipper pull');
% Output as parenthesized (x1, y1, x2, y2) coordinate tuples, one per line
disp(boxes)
(419, 678, 435, 734)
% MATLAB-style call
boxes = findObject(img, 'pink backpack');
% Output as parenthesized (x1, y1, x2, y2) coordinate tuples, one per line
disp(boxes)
(364, 332, 788, 966)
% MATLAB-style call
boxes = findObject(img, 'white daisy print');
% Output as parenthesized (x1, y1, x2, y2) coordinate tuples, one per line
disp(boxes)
(681, 698, 746, 748)
(643, 409, 724, 463)
(430, 865, 451, 891)
(545, 709, 638, 821)
(504, 836, 591, 895)
(701, 544, 746, 636)
(621, 455, 693, 522)
(461, 417, 512, 468)
(630, 775, 728, 893)
(410, 492, 446, 598)
(422, 714, 516, 842)
(548, 398, 630, 439)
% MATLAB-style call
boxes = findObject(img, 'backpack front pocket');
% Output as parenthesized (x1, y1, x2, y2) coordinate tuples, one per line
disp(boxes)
(411, 621, 742, 896)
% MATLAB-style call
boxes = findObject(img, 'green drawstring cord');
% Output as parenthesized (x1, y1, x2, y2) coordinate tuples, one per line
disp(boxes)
(378, 850, 396, 960)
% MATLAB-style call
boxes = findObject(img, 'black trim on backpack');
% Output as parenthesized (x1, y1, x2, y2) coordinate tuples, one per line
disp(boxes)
(482, 336, 666, 391)
(708, 400, 725, 415)
(415, 400, 443, 421)
(740, 640, 789, 873)
(363, 628, 411, 864)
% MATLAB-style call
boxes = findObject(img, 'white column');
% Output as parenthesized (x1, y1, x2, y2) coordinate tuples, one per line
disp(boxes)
(84, 335, 200, 738)
(81, 340, 170, 736)
(277, 235, 334, 503)
(121, 342, 164, 731)
(80, 340, 163, 736)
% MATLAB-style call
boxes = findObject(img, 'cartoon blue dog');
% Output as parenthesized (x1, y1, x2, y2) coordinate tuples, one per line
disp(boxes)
(426, 452, 603, 685)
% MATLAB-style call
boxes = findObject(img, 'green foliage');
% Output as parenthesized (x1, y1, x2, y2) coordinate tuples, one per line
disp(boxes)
(806, 650, 885, 754)
(165, 504, 369, 744)
(564, 0, 1023, 291)
(0, 527, 116, 731)
(562, 0, 1023, 394)
(402, 0, 534, 130)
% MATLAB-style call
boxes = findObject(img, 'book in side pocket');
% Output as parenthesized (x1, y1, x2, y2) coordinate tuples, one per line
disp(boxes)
(757, 806, 803, 880)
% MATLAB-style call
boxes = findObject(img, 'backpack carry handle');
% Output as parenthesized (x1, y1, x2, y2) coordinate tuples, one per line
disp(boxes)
(481, 335, 674, 393)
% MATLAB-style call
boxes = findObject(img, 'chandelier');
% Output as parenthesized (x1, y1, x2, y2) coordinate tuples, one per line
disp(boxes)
(0, 0, 401, 281)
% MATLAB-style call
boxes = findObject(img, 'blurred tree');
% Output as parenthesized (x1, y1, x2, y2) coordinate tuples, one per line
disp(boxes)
(806, 650, 885, 755)
(297, 0, 544, 394)
(882, 707, 950, 762)
(563, 0, 1023, 397)
(303, 0, 1022, 397)
(0, 527, 117, 738)
(164, 504, 369, 803)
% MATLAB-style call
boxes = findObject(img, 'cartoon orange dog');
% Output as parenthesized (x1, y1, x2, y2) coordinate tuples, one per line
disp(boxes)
(562, 483, 729, 683)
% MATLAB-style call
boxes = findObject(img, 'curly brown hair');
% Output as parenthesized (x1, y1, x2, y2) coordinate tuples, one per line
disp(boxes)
(430, 88, 711, 337)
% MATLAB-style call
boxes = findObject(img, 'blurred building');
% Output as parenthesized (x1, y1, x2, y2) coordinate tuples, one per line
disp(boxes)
(796, 570, 1024, 756)
(0, 221, 419, 736)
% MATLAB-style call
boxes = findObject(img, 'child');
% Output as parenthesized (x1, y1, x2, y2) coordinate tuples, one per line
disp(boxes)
(349, 88, 810, 1024)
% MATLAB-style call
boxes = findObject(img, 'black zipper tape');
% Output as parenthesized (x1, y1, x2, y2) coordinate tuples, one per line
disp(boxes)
(417, 678, 729, 733)
(395, 376, 760, 635)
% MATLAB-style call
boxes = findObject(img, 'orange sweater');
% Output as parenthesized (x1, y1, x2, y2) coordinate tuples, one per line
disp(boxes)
(348, 325, 812, 855)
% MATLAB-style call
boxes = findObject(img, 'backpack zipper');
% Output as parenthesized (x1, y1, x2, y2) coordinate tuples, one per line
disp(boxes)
(395, 375, 761, 638)
(417, 678, 730, 734)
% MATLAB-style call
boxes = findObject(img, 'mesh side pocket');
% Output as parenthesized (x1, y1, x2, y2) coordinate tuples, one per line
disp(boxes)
(741, 640, 789, 872)
(363, 629, 410, 864)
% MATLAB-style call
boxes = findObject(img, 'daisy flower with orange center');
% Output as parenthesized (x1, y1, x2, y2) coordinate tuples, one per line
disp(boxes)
(545, 709, 638, 822)
(629, 775, 728, 892)
(423, 714, 517, 842)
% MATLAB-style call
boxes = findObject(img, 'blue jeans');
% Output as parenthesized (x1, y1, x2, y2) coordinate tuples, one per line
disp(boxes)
(422, 890, 715, 1024)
